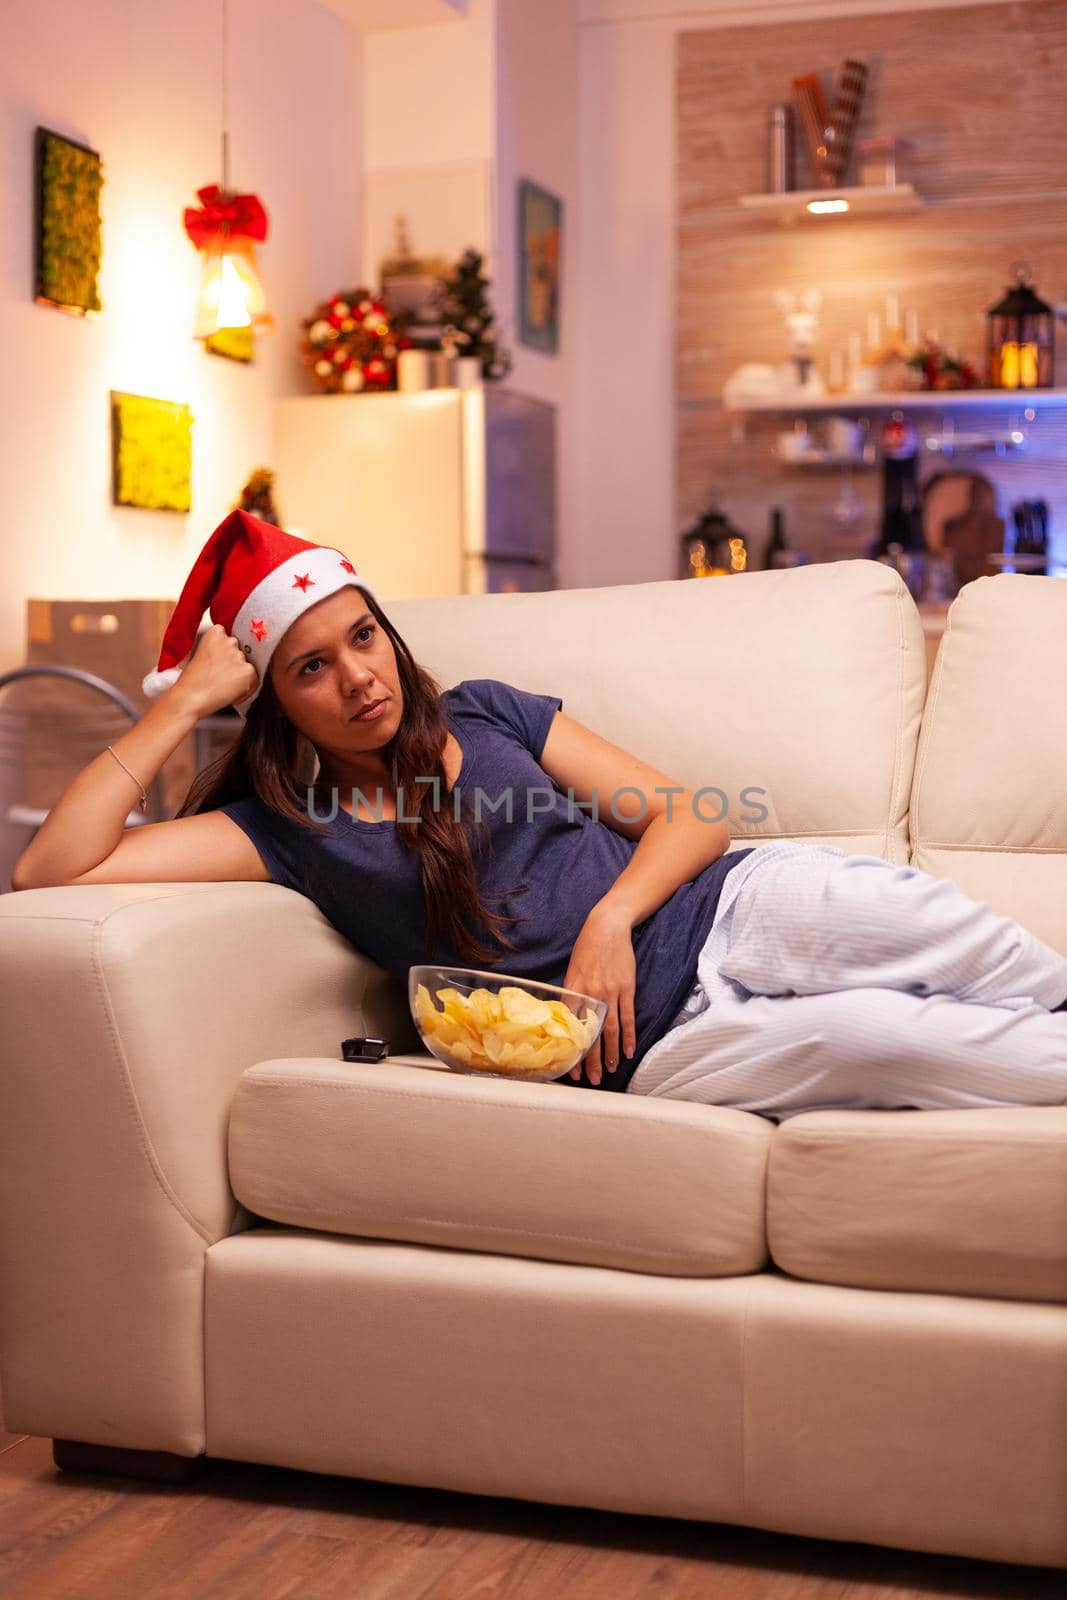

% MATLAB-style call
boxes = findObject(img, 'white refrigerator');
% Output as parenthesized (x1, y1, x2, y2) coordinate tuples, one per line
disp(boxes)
(274, 387, 556, 600)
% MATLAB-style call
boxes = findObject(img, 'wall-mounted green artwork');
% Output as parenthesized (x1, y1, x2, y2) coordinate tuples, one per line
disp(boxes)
(111, 392, 193, 513)
(35, 127, 104, 315)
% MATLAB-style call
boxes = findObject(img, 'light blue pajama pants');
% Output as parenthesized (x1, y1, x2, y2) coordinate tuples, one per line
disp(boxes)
(627, 841, 1067, 1121)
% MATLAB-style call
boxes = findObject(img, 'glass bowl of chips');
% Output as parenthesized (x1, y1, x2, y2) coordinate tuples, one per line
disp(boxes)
(408, 966, 608, 1082)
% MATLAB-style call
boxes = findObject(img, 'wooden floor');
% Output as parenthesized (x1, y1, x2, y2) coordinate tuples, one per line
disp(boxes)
(1, 1424, 1063, 1600)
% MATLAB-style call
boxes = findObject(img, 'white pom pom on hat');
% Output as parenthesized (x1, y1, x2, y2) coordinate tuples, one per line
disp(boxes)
(142, 666, 184, 699)
(141, 509, 375, 713)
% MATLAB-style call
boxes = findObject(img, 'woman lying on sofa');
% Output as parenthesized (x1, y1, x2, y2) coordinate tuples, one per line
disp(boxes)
(13, 511, 1067, 1120)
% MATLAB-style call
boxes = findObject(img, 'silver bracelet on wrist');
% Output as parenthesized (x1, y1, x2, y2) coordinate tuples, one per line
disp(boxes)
(106, 745, 149, 813)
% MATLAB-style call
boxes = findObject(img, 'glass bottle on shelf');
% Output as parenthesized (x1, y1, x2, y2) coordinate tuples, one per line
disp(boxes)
(764, 507, 788, 568)
(762, 505, 810, 569)
(870, 414, 927, 599)
(1010, 500, 1049, 576)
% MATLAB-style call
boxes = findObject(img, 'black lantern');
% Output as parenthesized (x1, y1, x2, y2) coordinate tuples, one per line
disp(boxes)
(986, 262, 1054, 390)
(679, 506, 749, 579)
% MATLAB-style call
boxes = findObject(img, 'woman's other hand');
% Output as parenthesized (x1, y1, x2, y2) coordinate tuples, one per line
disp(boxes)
(165, 625, 259, 720)
(562, 903, 638, 1086)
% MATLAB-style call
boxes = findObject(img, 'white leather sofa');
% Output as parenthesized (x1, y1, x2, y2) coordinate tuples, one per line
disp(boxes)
(1, 561, 1065, 1569)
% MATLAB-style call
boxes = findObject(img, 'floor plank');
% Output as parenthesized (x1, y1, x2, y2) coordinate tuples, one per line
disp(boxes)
(192, 1531, 460, 1600)
(0, 1432, 1062, 1600)
(0, 1451, 126, 1594)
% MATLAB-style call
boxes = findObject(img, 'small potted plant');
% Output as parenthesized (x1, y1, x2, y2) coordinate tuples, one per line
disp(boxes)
(439, 249, 512, 386)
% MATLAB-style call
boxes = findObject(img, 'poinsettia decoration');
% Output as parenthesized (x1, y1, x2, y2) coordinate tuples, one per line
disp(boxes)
(300, 290, 402, 394)
(906, 338, 979, 391)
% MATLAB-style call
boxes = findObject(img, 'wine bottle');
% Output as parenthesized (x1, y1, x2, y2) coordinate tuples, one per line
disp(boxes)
(764, 507, 789, 568)
(871, 418, 926, 557)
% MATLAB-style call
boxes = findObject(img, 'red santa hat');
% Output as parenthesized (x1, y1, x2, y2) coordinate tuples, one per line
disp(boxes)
(142, 508, 375, 714)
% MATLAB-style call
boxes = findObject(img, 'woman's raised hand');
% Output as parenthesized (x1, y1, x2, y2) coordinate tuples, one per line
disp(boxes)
(562, 903, 638, 1087)
(165, 625, 260, 719)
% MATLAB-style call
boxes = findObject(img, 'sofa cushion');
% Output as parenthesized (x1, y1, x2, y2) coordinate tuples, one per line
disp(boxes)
(767, 1108, 1067, 1303)
(228, 1057, 773, 1277)
(387, 561, 926, 865)
(909, 573, 1067, 955)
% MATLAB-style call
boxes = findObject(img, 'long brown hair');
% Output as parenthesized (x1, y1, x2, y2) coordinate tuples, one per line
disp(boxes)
(176, 588, 524, 966)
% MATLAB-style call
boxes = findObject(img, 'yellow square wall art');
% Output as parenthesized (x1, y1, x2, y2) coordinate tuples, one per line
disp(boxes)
(110, 392, 193, 512)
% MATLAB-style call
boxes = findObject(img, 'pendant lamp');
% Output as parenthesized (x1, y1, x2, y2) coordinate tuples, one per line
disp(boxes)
(183, 0, 274, 343)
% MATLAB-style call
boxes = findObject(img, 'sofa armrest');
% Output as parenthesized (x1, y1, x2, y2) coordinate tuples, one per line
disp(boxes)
(0, 880, 416, 1454)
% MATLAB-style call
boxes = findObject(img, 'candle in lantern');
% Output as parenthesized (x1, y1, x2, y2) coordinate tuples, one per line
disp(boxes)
(998, 342, 1040, 388)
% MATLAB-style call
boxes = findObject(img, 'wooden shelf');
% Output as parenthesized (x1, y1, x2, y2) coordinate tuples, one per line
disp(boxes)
(738, 184, 923, 222)
(722, 389, 1067, 415)
(778, 452, 876, 470)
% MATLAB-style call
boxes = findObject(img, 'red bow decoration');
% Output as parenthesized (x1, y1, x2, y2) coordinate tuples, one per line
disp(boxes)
(183, 185, 269, 250)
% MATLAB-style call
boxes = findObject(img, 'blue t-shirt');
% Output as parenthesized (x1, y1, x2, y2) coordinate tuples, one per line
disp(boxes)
(221, 678, 754, 1093)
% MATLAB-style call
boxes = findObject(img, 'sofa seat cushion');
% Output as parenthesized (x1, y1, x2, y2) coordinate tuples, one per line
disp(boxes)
(228, 1057, 773, 1277)
(767, 1108, 1067, 1303)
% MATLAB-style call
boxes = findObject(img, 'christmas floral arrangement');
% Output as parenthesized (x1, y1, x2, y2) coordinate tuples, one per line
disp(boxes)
(301, 290, 400, 394)
(439, 250, 511, 380)
(906, 338, 979, 391)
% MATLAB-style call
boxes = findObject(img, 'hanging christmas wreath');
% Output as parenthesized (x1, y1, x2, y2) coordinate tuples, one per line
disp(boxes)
(300, 289, 401, 394)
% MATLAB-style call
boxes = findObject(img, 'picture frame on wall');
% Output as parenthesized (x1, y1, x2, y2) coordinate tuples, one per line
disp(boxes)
(110, 391, 193, 513)
(34, 126, 104, 316)
(518, 178, 562, 355)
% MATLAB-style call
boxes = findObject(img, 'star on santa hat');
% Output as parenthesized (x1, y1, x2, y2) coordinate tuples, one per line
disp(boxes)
(340, 558, 355, 574)
(292, 573, 315, 592)
(250, 618, 268, 641)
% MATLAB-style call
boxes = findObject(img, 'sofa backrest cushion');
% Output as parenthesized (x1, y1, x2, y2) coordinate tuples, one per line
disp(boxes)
(910, 574, 1067, 952)
(384, 561, 926, 862)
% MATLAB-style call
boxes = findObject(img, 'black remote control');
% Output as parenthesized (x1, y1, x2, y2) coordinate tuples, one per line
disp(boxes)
(340, 1037, 390, 1063)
